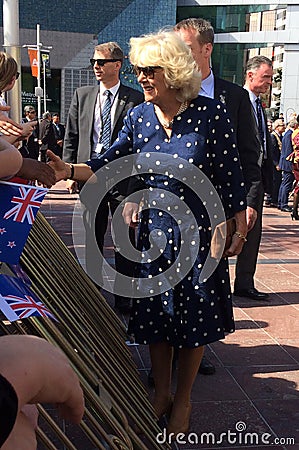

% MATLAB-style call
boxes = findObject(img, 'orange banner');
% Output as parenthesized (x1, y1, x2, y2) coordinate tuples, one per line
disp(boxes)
(28, 48, 38, 78)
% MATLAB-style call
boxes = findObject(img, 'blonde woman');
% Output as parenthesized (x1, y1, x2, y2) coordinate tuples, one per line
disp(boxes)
(48, 30, 247, 436)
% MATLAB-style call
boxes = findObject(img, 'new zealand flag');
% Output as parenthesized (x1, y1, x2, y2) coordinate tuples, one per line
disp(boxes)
(0, 274, 56, 321)
(0, 181, 48, 264)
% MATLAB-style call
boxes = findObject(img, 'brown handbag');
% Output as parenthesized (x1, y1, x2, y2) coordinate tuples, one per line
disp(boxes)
(210, 217, 236, 259)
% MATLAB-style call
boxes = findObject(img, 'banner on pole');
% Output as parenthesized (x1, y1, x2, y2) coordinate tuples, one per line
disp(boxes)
(28, 48, 38, 78)
(41, 51, 51, 79)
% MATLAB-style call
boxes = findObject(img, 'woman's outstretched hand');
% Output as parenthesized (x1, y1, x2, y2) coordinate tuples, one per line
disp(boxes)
(47, 150, 69, 182)
(47, 150, 94, 183)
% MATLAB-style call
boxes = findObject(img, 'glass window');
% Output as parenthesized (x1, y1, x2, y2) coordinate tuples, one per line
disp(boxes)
(177, 4, 287, 33)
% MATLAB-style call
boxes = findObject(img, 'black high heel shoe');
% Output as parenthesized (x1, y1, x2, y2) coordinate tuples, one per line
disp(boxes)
(291, 211, 299, 220)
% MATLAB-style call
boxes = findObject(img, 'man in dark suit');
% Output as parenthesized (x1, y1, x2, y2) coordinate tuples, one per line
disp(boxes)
(278, 117, 298, 212)
(270, 119, 285, 207)
(39, 111, 56, 162)
(234, 56, 274, 297)
(63, 42, 144, 313)
(20, 105, 39, 160)
(174, 18, 265, 375)
(52, 113, 65, 158)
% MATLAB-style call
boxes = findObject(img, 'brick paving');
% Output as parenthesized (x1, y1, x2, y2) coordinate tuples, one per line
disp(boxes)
(41, 182, 299, 450)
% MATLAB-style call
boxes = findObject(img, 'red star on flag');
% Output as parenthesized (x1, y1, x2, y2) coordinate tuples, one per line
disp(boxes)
(7, 241, 16, 248)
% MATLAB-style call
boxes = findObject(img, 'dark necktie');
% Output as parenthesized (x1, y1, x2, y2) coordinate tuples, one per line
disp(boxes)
(99, 90, 112, 151)
(256, 97, 266, 157)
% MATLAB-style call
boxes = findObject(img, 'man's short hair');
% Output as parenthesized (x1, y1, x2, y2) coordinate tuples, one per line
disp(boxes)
(245, 55, 272, 74)
(24, 105, 35, 113)
(174, 18, 214, 45)
(94, 42, 124, 61)
(42, 111, 51, 120)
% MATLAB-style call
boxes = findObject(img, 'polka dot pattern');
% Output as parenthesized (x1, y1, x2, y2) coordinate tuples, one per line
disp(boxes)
(88, 96, 247, 348)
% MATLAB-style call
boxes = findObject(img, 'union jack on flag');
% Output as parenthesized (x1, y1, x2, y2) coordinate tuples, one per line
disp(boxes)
(0, 274, 57, 322)
(4, 184, 46, 224)
(0, 181, 48, 264)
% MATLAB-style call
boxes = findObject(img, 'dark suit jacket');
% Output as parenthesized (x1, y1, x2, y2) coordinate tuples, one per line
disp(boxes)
(39, 119, 56, 152)
(53, 122, 65, 157)
(279, 128, 293, 172)
(63, 83, 144, 164)
(260, 105, 274, 194)
(53, 123, 65, 141)
(270, 131, 282, 167)
(19, 117, 40, 159)
(214, 77, 262, 210)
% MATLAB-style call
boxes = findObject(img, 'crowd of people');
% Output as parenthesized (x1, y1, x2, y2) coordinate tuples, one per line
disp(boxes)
(0, 15, 298, 446)
(266, 114, 299, 219)
(0, 51, 84, 449)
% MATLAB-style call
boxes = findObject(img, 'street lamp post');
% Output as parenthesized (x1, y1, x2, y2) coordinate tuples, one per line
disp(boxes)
(23, 24, 52, 118)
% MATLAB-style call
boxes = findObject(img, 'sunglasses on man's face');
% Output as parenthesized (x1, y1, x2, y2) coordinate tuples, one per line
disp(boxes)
(15, 72, 20, 80)
(133, 66, 162, 79)
(90, 58, 121, 67)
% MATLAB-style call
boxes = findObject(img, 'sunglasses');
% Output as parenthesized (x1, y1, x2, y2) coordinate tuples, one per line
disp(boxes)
(133, 66, 162, 78)
(15, 72, 20, 80)
(90, 58, 121, 66)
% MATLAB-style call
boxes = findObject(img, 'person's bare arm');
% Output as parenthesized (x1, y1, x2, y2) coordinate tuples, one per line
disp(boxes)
(47, 149, 95, 182)
(16, 159, 56, 187)
(0, 138, 23, 178)
(0, 107, 23, 137)
(1, 121, 38, 145)
(0, 335, 85, 424)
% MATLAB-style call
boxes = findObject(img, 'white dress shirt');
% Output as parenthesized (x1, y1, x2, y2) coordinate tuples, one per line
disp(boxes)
(200, 69, 214, 99)
(92, 81, 120, 158)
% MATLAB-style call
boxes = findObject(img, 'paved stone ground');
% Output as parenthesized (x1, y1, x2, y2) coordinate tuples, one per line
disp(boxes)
(41, 181, 299, 450)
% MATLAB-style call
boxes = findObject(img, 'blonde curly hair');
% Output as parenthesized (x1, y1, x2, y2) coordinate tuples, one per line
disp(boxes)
(129, 30, 201, 102)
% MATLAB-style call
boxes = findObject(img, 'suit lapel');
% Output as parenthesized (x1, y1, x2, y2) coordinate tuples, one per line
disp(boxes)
(88, 86, 100, 144)
(113, 84, 127, 128)
(214, 78, 227, 105)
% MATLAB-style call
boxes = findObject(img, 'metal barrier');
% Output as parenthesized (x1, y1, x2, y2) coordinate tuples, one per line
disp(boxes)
(0, 213, 170, 449)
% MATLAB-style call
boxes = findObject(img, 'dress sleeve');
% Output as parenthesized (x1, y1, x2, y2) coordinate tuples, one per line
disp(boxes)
(209, 102, 247, 217)
(0, 373, 18, 446)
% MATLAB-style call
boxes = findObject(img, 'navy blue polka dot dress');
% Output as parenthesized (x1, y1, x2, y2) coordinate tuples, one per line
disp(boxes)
(89, 95, 247, 349)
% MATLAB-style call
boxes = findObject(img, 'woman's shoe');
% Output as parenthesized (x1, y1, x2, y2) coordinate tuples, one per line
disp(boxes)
(291, 211, 299, 220)
(167, 403, 192, 437)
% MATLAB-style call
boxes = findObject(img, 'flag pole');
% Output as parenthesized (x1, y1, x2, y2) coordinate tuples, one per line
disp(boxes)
(23, 26, 51, 119)
(36, 24, 42, 119)
(42, 57, 47, 113)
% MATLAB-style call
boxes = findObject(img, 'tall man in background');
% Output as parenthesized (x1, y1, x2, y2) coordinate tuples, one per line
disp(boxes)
(20, 105, 39, 160)
(63, 42, 144, 313)
(52, 113, 65, 158)
(174, 18, 264, 375)
(240, 55, 274, 299)
(39, 111, 56, 162)
(270, 118, 285, 208)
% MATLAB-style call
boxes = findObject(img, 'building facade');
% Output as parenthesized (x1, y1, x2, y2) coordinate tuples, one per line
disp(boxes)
(177, 0, 299, 120)
(1, 0, 176, 122)
(1, 0, 299, 122)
